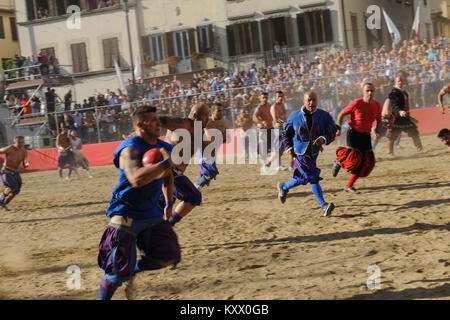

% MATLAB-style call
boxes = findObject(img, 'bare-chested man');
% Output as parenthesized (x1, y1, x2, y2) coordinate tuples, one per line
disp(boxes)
(252, 92, 274, 173)
(197, 102, 229, 188)
(438, 83, 449, 114)
(235, 109, 254, 158)
(0, 136, 29, 210)
(159, 103, 210, 226)
(56, 125, 78, 180)
(268, 90, 288, 171)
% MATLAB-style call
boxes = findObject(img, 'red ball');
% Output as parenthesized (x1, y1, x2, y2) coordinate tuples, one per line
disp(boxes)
(142, 148, 170, 177)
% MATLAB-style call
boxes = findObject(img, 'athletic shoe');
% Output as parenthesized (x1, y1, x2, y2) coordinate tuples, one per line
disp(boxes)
(331, 161, 341, 177)
(0, 202, 9, 211)
(344, 186, 359, 194)
(322, 202, 335, 217)
(277, 165, 288, 171)
(197, 175, 211, 188)
(277, 182, 288, 204)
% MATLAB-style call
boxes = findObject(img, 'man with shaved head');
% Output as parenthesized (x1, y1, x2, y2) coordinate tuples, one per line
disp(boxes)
(386, 74, 423, 156)
(196, 102, 229, 188)
(277, 91, 337, 217)
(159, 103, 210, 226)
(437, 83, 449, 114)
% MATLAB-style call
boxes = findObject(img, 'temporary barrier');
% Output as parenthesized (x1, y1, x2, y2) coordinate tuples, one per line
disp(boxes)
(0, 107, 447, 173)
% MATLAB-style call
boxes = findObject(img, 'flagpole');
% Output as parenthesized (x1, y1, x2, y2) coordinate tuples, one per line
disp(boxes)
(124, 0, 136, 87)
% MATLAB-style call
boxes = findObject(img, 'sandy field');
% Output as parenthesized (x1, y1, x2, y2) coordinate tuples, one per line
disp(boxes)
(0, 134, 449, 300)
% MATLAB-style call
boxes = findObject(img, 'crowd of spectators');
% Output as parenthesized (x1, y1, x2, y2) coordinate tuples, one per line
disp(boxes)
(3, 36, 449, 144)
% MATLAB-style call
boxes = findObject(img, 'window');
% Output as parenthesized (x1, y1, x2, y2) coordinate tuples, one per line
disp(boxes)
(149, 34, 164, 61)
(226, 22, 260, 56)
(103, 37, 120, 68)
(26, 0, 35, 20)
(173, 30, 191, 59)
(297, 9, 333, 46)
(198, 25, 213, 52)
(0, 17, 4, 39)
(71, 42, 89, 73)
(351, 14, 360, 48)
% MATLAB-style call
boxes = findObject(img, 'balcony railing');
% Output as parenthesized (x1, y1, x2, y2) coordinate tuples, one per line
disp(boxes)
(27, 0, 122, 22)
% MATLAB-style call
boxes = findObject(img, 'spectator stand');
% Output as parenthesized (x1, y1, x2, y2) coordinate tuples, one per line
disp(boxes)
(3, 63, 75, 149)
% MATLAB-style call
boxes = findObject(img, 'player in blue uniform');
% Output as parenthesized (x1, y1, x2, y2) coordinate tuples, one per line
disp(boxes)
(277, 92, 337, 217)
(97, 105, 180, 300)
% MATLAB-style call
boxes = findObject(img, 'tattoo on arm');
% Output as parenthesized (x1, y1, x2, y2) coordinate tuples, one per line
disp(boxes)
(121, 147, 141, 178)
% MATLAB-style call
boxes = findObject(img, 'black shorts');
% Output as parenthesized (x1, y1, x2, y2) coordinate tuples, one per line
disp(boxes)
(347, 129, 372, 152)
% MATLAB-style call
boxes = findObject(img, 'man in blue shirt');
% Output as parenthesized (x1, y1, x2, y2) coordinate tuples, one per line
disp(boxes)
(97, 105, 180, 300)
(277, 92, 337, 217)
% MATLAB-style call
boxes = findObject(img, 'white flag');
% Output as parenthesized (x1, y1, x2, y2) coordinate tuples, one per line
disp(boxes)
(134, 55, 142, 80)
(114, 57, 126, 92)
(382, 9, 401, 45)
(412, 6, 421, 37)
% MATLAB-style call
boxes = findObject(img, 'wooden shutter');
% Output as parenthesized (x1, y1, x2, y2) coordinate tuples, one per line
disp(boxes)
(71, 43, 80, 73)
(297, 13, 308, 45)
(111, 38, 119, 67)
(26, 0, 35, 20)
(323, 9, 333, 42)
(103, 38, 118, 68)
(71, 43, 88, 73)
(0, 17, 4, 39)
(351, 14, 360, 48)
(10, 18, 18, 41)
(226, 25, 236, 56)
(251, 21, 260, 53)
(188, 28, 196, 54)
(208, 24, 214, 50)
(80, 43, 88, 72)
(103, 39, 111, 68)
(284, 16, 294, 47)
(261, 19, 272, 51)
(164, 32, 174, 57)
(142, 36, 150, 61)
(87, 0, 97, 10)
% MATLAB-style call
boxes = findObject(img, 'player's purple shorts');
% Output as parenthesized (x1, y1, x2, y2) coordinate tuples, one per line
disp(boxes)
(1, 169, 22, 195)
(198, 159, 219, 180)
(292, 155, 322, 185)
(98, 216, 181, 287)
(173, 171, 202, 205)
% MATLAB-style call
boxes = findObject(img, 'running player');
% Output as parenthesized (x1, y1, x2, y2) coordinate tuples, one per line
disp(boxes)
(97, 105, 180, 300)
(438, 83, 449, 114)
(277, 91, 337, 216)
(197, 102, 229, 188)
(159, 103, 210, 226)
(331, 83, 382, 193)
(0, 136, 29, 210)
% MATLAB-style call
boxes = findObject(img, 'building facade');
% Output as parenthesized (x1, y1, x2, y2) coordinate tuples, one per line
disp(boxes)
(0, 0, 19, 72)
(430, 0, 450, 38)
